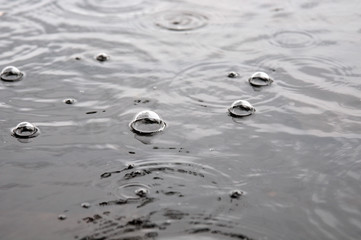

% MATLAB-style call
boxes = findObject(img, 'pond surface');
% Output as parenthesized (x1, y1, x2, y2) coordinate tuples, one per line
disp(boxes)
(1, 0, 361, 239)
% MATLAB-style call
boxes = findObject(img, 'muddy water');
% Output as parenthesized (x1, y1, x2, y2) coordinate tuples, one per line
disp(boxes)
(1, 0, 361, 239)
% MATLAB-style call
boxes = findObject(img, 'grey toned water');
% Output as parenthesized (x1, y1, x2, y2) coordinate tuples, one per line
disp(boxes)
(1, 0, 361, 239)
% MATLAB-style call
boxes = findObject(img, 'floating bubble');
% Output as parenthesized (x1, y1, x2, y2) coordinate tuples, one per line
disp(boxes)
(11, 122, 40, 139)
(81, 202, 91, 209)
(227, 71, 239, 78)
(228, 100, 255, 117)
(135, 188, 149, 198)
(63, 98, 76, 104)
(0, 66, 24, 82)
(95, 53, 109, 62)
(248, 72, 273, 87)
(229, 190, 243, 199)
(130, 110, 166, 135)
(58, 214, 67, 220)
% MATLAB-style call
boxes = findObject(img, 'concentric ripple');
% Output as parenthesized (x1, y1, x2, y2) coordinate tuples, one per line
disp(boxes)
(269, 30, 318, 48)
(154, 10, 208, 31)
(169, 62, 256, 109)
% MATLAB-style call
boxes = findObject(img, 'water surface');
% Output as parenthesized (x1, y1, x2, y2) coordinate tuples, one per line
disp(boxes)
(1, 0, 361, 239)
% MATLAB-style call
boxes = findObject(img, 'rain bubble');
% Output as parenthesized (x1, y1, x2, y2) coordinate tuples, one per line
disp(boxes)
(134, 188, 149, 198)
(230, 190, 243, 199)
(1, 66, 24, 82)
(81, 202, 91, 208)
(95, 53, 109, 62)
(11, 122, 40, 139)
(228, 100, 255, 117)
(63, 98, 76, 104)
(58, 214, 67, 220)
(130, 110, 166, 135)
(248, 72, 273, 87)
(227, 71, 239, 78)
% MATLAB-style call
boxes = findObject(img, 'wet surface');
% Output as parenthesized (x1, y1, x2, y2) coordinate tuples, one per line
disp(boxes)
(1, 0, 361, 240)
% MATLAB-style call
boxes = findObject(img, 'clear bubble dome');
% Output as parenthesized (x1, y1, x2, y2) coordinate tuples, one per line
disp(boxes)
(228, 100, 256, 117)
(11, 122, 40, 138)
(130, 110, 166, 135)
(248, 71, 273, 87)
(0, 66, 24, 82)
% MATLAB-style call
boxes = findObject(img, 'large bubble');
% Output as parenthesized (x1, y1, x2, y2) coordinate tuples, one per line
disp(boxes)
(11, 122, 40, 139)
(228, 100, 256, 117)
(129, 110, 166, 135)
(1, 66, 24, 82)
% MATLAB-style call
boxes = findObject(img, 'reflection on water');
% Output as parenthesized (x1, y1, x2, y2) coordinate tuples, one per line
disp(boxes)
(1, 0, 361, 239)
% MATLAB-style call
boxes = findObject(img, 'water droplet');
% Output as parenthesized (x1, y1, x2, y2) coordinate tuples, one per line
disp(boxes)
(155, 11, 208, 31)
(134, 188, 149, 198)
(130, 110, 166, 135)
(81, 202, 91, 208)
(95, 53, 109, 62)
(230, 190, 243, 199)
(1, 66, 24, 82)
(248, 72, 273, 87)
(228, 100, 255, 117)
(227, 71, 239, 78)
(11, 122, 40, 139)
(58, 214, 67, 220)
(63, 98, 76, 104)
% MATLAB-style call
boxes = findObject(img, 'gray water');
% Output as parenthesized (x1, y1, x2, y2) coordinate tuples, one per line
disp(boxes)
(1, 0, 361, 239)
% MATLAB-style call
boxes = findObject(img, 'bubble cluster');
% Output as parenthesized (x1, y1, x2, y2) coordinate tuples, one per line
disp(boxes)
(248, 72, 273, 87)
(0, 66, 24, 82)
(228, 100, 256, 117)
(11, 122, 40, 139)
(129, 110, 166, 135)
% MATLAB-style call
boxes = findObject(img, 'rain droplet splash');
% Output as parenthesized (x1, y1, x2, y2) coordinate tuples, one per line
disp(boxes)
(130, 110, 166, 135)
(95, 53, 109, 62)
(248, 72, 273, 87)
(0, 66, 24, 82)
(11, 122, 40, 139)
(228, 100, 256, 117)
(155, 11, 208, 31)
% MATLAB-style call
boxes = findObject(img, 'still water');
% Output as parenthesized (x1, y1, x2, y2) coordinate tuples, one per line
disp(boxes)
(1, 0, 361, 239)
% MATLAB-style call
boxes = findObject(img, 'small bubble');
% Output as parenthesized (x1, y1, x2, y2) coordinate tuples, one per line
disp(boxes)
(129, 110, 166, 135)
(230, 190, 243, 199)
(227, 71, 239, 78)
(1, 66, 24, 82)
(11, 122, 40, 139)
(135, 188, 149, 197)
(74, 57, 81, 60)
(63, 98, 76, 104)
(81, 202, 91, 209)
(228, 100, 256, 117)
(58, 214, 67, 220)
(95, 53, 109, 62)
(248, 72, 273, 87)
